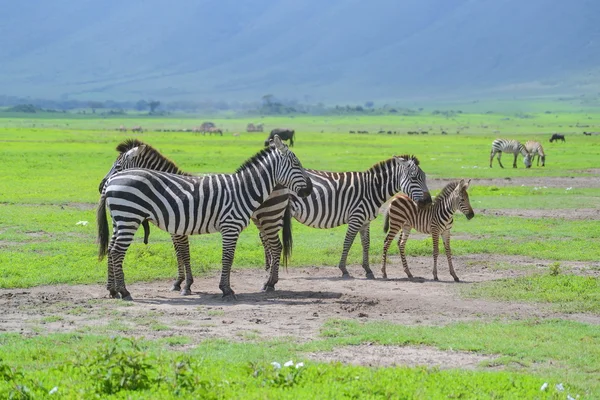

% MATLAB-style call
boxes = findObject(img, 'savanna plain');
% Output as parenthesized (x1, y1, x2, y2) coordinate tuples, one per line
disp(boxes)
(0, 109, 599, 398)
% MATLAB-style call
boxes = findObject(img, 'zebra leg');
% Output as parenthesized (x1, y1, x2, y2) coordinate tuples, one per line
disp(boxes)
(489, 151, 495, 168)
(359, 223, 375, 279)
(172, 235, 193, 295)
(398, 225, 414, 279)
(381, 227, 399, 279)
(496, 152, 505, 168)
(512, 153, 518, 168)
(442, 231, 459, 282)
(106, 228, 118, 298)
(110, 231, 136, 301)
(262, 231, 283, 291)
(432, 231, 440, 281)
(337, 220, 363, 278)
(218, 229, 240, 299)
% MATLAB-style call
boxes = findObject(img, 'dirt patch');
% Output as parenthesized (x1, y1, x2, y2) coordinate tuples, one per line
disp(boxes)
(307, 345, 497, 369)
(477, 208, 600, 220)
(431, 175, 600, 190)
(1, 256, 598, 350)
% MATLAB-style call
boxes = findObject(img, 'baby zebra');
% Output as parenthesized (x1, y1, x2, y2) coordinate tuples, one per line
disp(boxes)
(489, 138, 532, 168)
(525, 140, 546, 167)
(381, 180, 474, 281)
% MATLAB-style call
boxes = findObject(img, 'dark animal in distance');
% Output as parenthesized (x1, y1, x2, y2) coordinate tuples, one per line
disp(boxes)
(131, 126, 143, 133)
(583, 131, 592, 136)
(549, 133, 565, 142)
(265, 128, 295, 147)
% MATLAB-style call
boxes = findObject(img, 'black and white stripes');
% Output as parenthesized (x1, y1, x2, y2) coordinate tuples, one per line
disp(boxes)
(97, 136, 312, 300)
(381, 180, 474, 281)
(525, 140, 546, 167)
(489, 139, 532, 168)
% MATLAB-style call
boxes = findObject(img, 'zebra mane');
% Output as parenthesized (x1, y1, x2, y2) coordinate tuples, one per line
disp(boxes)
(235, 147, 273, 174)
(115, 138, 186, 175)
(396, 154, 420, 166)
(434, 180, 462, 205)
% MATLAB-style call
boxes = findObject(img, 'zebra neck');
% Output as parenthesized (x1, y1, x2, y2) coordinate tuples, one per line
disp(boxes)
(235, 166, 276, 211)
(370, 168, 398, 205)
(518, 145, 529, 156)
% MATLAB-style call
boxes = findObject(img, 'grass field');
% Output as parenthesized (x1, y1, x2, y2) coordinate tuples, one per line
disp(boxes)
(0, 110, 599, 398)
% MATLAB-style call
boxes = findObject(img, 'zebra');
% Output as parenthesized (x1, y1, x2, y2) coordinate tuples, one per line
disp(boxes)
(96, 135, 312, 301)
(261, 155, 432, 287)
(381, 179, 474, 282)
(525, 140, 546, 167)
(99, 139, 296, 295)
(489, 139, 532, 168)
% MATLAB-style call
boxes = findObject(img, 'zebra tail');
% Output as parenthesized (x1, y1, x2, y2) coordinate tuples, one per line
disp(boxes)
(282, 203, 293, 271)
(142, 220, 151, 245)
(97, 194, 109, 261)
(383, 211, 390, 233)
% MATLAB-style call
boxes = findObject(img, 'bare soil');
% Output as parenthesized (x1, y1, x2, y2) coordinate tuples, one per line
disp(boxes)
(1, 255, 598, 368)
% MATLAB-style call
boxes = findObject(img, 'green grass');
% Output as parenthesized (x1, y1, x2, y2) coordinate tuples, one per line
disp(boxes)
(462, 273, 600, 313)
(319, 319, 600, 397)
(0, 330, 586, 399)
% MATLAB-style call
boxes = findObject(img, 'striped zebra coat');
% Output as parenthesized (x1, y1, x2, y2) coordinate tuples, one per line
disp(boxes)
(280, 155, 432, 282)
(525, 140, 546, 167)
(381, 180, 474, 281)
(98, 139, 294, 295)
(489, 139, 532, 168)
(97, 136, 312, 300)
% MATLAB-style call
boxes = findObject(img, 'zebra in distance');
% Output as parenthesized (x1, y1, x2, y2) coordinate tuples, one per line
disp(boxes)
(261, 155, 432, 287)
(489, 138, 532, 168)
(525, 140, 546, 167)
(99, 139, 296, 295)
(381, 179, 474, 282)
(97, 136, 312, 300)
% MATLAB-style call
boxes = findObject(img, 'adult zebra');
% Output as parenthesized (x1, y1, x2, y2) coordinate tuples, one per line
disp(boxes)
(99, 139, 295, 295)
(489, 139, 532, 168)
(381, 179, 474, 281)
(525, 140, 546, 167)
(97, 136, 312, 300)
(262, 155, 432, 288)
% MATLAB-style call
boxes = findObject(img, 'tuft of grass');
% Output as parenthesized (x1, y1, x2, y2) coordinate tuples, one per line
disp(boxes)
(462, 274, 600, 313)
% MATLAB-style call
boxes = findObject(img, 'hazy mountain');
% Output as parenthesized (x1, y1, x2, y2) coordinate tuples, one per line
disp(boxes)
(1, 0, 599, 103)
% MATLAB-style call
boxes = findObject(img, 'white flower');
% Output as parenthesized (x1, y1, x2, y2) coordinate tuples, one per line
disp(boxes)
(556, 383, 564, 391)
(567, 395, 576, 400)
(271, 362, 281, 369)
(76, 221, 88, 226)
(540, 382, 548, 391)
(566, 187, 572, 191)
(284, 360, 294, 367)
(49, 387, 58, 395)
(295, 362, 304, 369)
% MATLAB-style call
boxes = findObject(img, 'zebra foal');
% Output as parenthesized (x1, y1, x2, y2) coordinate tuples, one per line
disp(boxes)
(489, 139, 532, 168)
(381, 179, 474, 281)
(525, 140, 546, 167)
(97, 136, 312, 300)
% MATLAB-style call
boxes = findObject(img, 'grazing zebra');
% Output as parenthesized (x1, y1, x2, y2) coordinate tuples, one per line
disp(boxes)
(99, 139, 297, 295)
(97, 136, 312, 300)
(262, 155, 432, 286)
(525, 140, 546, 167)
(489, 139, 532, 168)
(381, 179, 474, 281)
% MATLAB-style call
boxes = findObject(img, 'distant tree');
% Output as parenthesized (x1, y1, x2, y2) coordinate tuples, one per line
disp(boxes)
(88, 101, 104, 114)
(262, 94, 274, 106)
(135, 100, 148, 111)
(148, 100, 161, 113)
(364, 101, 374, 108)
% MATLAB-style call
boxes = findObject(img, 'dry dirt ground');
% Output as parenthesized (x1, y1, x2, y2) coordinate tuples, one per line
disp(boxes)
(1, 175, 598, 369)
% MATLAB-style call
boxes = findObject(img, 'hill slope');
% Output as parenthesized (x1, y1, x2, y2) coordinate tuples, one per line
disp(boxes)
(1, 0, 599, 102)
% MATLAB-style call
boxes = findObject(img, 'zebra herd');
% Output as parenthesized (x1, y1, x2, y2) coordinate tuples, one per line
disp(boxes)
(489, 138, 546, 168)
(97, 137, 482, 301)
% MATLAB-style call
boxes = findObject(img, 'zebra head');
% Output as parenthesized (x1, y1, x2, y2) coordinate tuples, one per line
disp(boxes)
(394, 155, 432, 207)
(98, 144, 147, 193)
(523, 152, 532, 168)
(455, 179, 475, 220)
(270, 135, 312, 198)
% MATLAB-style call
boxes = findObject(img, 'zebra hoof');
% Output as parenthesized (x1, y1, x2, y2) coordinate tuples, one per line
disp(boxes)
(121, 295, 133, 301)
(365, 272, 375, 280)
(180, 289, 192, 296)
(262, 285, 276, 292)
(453, 277, 460, 282)
(171, 284, 182, 292)
(341, 273, 353, 279)
(433, 277, 439, 281)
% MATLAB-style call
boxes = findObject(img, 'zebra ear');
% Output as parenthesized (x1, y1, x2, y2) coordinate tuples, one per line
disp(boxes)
(124, 145, 146, 160)
(272, 135, 287, 153)
(464, 179, 471, 189)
